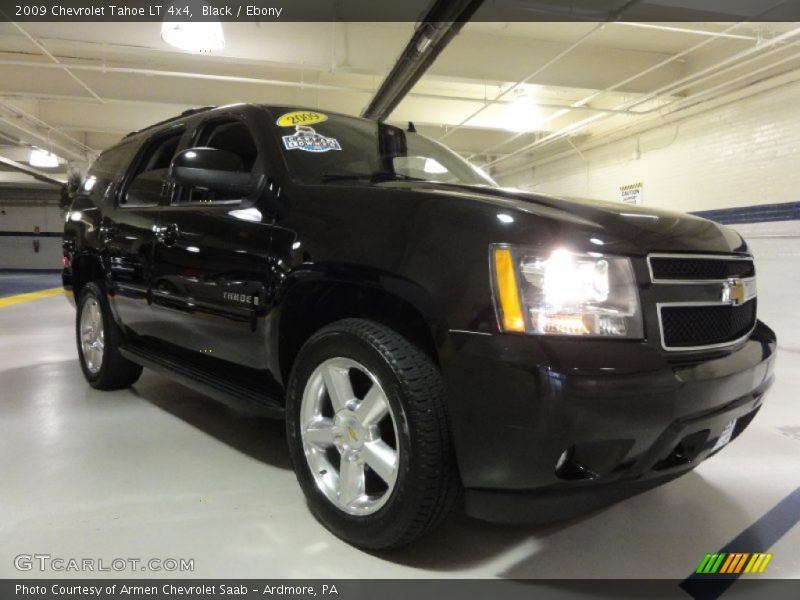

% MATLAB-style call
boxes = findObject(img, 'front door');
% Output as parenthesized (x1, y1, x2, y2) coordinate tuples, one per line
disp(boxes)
(150, 116, 275, 370)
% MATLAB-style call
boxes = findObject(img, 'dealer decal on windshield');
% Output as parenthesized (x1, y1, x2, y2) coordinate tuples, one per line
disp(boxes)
(282, 126, 342, 153)
(276, 111, 328, 127)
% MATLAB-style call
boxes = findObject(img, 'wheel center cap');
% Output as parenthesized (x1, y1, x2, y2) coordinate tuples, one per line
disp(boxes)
(347, 426, 359, 443)
(334, 411, 366, 450)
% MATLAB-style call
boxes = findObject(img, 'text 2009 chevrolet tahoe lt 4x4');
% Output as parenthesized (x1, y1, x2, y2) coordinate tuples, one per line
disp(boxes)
(63, 105, 776, 549)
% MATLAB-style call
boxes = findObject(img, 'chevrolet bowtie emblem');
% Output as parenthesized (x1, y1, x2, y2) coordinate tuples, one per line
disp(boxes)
(722, 279, 747, 306)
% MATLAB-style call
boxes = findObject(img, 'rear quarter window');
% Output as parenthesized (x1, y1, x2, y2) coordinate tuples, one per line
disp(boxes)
(84, 140, 140, 201)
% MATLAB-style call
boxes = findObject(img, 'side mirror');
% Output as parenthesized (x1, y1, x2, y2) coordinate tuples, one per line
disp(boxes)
(170, 147, 257, 197)
(378, 123, 407, 172)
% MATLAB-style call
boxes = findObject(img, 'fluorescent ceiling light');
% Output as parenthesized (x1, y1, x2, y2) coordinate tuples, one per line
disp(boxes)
(29, 149, 59, 168)
(161, 20, 225, 53)
(504, 90, 543, 133)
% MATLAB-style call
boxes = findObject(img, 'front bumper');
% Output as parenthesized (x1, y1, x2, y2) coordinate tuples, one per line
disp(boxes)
(441, 321, 776, 523)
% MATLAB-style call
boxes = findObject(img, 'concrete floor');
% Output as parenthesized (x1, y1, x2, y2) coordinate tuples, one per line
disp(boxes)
(1, 289, 799, 580)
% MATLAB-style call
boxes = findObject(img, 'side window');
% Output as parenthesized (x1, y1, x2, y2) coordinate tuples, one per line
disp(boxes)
(84, 141, 138, 201)
(177, 119, 260, 204)
(120, 129, 184, 207)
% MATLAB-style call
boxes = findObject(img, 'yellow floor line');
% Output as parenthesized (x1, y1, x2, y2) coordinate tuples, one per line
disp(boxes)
(0, 287, 66, 308)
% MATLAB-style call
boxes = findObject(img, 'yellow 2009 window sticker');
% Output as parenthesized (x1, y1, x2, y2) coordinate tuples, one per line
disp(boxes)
(276, 111, 328, 127)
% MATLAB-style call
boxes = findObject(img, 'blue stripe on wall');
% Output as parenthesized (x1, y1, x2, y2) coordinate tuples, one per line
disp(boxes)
(692, 201, 800, 225)
(0, 231, 63, 238)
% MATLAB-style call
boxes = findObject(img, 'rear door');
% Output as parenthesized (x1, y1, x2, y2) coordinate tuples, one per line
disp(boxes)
(101, 124, 186, 337)
(99, 127, 186, 337)
(150, 111, 275, 369)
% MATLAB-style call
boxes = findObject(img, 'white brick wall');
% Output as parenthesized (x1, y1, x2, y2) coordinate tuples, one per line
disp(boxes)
(496, 81, 800, 351)
(498, 78, 800, 213)
(737, 221, 800, 353)
(0, 205, 63, 270)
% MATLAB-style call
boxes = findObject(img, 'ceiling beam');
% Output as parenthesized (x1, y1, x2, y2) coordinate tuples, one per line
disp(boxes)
(0, 99, 94, 160)
(362, 0, 485, 120)
(9, 23, 104, 104)
(0, 60, 663, 119)
(0, 27, 691, 96)
(0, 155, 62, 185)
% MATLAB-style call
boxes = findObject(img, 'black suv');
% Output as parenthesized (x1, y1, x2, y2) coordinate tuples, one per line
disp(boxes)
(63, 104, 776, 549)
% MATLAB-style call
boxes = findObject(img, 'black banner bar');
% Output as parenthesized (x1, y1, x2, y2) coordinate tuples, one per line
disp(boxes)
(4, 579, 800, 600)
(1, 0, 800, 22)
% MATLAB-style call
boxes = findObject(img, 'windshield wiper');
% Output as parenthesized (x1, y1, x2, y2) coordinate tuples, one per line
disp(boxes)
(371, 171, 427, 183)
(321, 171, 427, 183)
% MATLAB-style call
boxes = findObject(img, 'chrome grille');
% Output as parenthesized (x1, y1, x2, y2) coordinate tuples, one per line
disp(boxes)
(660, 301, 757, 349)
(649, 255, 755, 282)
(649, 253, 757, 352)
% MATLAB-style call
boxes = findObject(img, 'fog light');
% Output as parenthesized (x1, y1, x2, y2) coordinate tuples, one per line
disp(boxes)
(554, 446, 598, 481)
(555, 449, 570, 472)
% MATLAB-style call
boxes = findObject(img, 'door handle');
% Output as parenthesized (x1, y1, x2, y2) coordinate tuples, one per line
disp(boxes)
(98, 219, 117, 243)
(155, 223, 180, 246)
(160, 180, 176, 200)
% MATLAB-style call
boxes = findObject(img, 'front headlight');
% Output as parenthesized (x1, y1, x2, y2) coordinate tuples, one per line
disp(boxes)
(490, 245, 643, 338)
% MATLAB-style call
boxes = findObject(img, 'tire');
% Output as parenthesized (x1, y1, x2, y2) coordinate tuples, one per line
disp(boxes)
(76, 281, 143, 390)
(286, 318, 459, 550)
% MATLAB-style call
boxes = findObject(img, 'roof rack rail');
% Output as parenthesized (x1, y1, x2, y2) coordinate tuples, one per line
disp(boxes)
(123, 105, 217, 139)
(180, 106, 217, 117)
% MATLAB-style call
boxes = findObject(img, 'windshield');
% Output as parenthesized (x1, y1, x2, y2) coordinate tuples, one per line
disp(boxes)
(270, 108, 497, 187)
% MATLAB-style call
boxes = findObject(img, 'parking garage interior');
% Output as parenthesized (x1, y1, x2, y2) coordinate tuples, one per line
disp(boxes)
(1, 1, 799, 583)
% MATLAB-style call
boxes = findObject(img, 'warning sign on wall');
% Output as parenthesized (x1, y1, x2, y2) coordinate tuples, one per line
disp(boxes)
(620, 182, 643, 205)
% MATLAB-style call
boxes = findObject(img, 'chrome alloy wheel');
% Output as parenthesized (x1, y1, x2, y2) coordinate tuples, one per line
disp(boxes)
(300, 357, 400, 516)
(79, 297, 105, 374)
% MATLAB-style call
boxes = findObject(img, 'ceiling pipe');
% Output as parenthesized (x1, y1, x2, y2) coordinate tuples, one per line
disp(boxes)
(0, 112, 92, 161)
(0, 59, 653, 116)
(0, 100, 94, 151)
(466, 20, 752, 160)
(0, 116, 88, 161)
(612, 22, 759, 41)
(465, 0, 791, 160)
(507, 58, 800, 176)
(438, 22, 606, 141)
(485, 21, 800, 170)
(0, 100, 94, 156)
(439, 0, 643, 142)
(472, 28, 798, 161)
(0, 155, 63, 185)
(10, 22, 104, 104)
(497, 63, 800, 182)
(491, 53, 800, 179)
(498, 0, 791, 21)
(361, 0, 485, 121)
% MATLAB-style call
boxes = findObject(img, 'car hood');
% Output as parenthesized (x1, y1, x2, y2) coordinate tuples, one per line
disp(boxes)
(394, 181, 749, 255)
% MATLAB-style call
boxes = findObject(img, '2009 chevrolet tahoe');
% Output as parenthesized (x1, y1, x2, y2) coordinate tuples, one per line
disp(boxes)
(63, 105, 776, 549)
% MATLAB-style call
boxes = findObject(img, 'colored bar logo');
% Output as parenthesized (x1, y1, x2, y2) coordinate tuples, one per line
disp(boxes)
(695, 552, 773, 574)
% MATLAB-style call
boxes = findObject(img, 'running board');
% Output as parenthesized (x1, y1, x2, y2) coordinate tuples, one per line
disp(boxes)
(120, 344, 285, 418)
